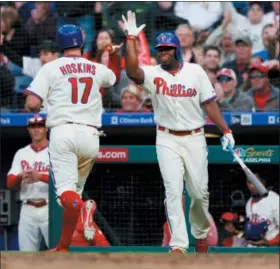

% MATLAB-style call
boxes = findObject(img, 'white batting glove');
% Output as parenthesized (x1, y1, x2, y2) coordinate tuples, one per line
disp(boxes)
(221, 130, 235, 151)
(121, 10, 146, 37)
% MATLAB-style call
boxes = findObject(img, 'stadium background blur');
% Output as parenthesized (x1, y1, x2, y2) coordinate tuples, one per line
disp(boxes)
(0, 1, 279, 250)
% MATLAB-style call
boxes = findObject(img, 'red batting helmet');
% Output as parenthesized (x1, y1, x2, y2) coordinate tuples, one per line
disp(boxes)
(28, 114, 46, 127)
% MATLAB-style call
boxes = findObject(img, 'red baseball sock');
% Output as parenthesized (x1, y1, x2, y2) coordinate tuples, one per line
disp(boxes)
(60, 190, 84, 211)
(57, 208, 80, 250)
(56, 191, 84, 250)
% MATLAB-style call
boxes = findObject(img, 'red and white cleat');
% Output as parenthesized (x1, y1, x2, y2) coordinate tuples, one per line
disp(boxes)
(80, 200, 96, 241)
(195, 239, 208, 253)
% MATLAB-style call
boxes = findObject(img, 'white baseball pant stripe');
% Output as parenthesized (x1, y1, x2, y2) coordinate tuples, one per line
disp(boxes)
(156, 129, 211, 249)
(18, 204, 49, 251)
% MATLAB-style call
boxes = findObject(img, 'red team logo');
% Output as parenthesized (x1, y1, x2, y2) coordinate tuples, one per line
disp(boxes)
(154, 77, 197, 97)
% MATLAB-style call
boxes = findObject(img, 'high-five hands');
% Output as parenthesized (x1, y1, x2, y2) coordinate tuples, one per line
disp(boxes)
(121, 10, 146, 36)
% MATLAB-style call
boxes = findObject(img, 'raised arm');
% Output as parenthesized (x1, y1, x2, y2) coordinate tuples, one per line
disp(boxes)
(122, 11, 145, 84)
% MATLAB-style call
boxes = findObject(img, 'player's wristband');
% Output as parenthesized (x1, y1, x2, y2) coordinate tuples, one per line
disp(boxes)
(223, 129, 232, 135)
(126, 35, 137, 41)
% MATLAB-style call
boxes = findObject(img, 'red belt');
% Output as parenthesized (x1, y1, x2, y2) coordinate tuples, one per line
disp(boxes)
(158, 126, 202, 136)
(26, 200, 47, 208)
(66, 122, 98, 129)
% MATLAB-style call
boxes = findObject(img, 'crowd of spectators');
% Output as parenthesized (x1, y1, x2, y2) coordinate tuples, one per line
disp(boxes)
(0, 1, 279, 112)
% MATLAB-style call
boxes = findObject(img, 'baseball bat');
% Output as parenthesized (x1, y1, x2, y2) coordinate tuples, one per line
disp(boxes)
(223, 142, 268, 196)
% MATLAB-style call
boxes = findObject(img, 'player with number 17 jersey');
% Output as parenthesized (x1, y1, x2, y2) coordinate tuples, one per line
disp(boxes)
(26, 56, 116, 128)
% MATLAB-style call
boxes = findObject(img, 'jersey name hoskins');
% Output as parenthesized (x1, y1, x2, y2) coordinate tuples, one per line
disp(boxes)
(21, 160, 49, 172)
(154, 77, 197, 97)
(60, 63, 96, 76)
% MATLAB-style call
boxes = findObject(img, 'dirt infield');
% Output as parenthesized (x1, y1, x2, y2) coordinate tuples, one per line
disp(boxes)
(1, 252, 279, 269)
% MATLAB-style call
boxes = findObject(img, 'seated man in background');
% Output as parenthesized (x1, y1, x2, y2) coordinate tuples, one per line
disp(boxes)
(215, 68, 255, 112)
(6, 115, 49, 251)
(203, 45, 221, 73)
(244, 174, 279, 247)
(223, 35, 253, 87)
(116, 84, 152, 113)
(247, 64, 280, 111)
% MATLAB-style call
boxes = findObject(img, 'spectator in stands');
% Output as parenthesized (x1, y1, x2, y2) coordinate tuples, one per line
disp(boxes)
(244, 174, 279, 247)
(253, 24, 279, 61)
(174, 2, 223, 33)
(204, 5, 238, 65)
(175, 24, 196, 63)
(146, 2, 189, 41)
(203, 45, 221, 73)
(86, 29, 126, 108)
(1, 5, 31, 57)
(239, 56, 265, 92)
(0, 33, 15, 111)
(215, 68, 255, 112)
(116, 84, 151, 113)
(247, 64, 280, 111)
(245, 2, 267, 53)
(26, 2, 57, 47)
(220, 212, 247, 247)
(219, 2, 268, 54)
(39, 40, 59, 66)
(14, 2, 35, 25)
(223, 35, 253, 87)
(263, 1, 280, 25)
(229, 2, 268, 52)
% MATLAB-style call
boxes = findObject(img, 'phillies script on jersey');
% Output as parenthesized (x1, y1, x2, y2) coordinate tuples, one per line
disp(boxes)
(154, 78, 197, 97)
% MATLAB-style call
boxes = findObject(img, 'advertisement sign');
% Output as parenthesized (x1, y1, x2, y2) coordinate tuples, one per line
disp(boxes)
(1, 112, 280, 127)
(96, 148, 129, 162)
(234, 147, 275, 163)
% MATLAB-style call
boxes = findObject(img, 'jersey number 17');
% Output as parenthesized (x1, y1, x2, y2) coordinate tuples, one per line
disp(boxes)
(68, 77, 93, 104)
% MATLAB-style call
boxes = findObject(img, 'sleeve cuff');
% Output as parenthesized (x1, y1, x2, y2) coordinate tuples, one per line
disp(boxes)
(24, 89, 44, 102)
(201, 95, 217, 105)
